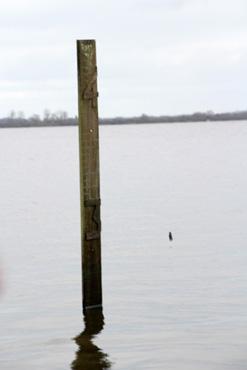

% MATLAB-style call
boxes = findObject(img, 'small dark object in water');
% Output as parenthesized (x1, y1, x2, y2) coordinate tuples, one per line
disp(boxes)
(169, 232, 173, 241)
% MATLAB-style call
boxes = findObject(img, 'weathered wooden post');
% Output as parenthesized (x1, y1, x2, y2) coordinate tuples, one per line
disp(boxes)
(77, 40, 102, 312)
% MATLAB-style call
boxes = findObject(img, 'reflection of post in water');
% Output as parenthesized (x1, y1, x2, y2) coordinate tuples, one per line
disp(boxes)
(71, 308, 111, 370)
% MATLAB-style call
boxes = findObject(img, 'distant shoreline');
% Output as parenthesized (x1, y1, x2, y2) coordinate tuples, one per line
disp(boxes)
(1, 111, 247, 128)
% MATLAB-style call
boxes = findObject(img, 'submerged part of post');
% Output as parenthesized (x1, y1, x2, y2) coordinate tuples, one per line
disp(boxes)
(77, 40, 102, 312)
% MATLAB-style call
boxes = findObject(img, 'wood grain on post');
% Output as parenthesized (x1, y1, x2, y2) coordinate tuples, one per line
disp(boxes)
(77, 40, 102, 312)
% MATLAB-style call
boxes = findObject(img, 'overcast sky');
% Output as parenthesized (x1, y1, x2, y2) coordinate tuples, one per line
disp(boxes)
(1, 0, 247, 118)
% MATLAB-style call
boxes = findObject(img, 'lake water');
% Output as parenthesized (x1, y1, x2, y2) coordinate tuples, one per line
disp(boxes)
(1, 121, 247, 370)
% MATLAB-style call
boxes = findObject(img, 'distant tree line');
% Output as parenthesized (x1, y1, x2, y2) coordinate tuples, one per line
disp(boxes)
(1, 109, 247, 128)
(0, 110, 75, 128)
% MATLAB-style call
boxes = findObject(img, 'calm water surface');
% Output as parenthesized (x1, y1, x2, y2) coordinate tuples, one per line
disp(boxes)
(1, 122, 247, 370)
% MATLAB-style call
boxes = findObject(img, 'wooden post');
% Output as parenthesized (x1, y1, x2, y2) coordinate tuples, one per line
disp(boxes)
(77, 40, 102, 312)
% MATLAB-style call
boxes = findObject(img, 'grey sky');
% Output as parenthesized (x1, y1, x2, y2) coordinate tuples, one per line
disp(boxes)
(1, 0, 247, 118)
